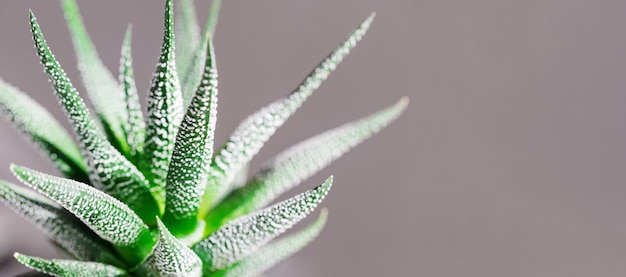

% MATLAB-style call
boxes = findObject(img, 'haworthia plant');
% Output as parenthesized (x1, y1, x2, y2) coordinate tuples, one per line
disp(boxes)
(0, 0, 407, 276)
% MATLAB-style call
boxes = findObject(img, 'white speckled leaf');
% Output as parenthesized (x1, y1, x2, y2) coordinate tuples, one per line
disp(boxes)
(60, 0, 130, 156)
(200, 13, 375, 213)
(164, 38, 218, 234)
(14, 253, 126, 277)
(0, 180, 122, 266)
(0, 79, 87, 182)
(175, 0, 201, 83)
(214, 209, 328, 277)
(141, 219, 202, 277)
(180, 0, 221, 107)
(29, 11, 159, 224)
(119, 25, 145, 163)
(11, 165, 154, 265)
(206, 97, 408, 226)
(142, 0, 184, 207)
(194, 176, 332, 273)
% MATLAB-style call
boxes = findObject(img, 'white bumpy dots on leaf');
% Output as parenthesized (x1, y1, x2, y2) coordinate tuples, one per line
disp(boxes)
(14, 253, 126, 277)
(163, 37, 218, 238)
(119, 25, 146, 163)
(0, 79, 88, 182)
(60, 0, 132, 157)
(137, 218, 202, 277)
(29, 11, 159, 224)
(11, 165, 155, 265)
(179, 0, 222, 107)
(200, 13, 376, 215)
(0, 180, 123, 266)
(193, 176, 332, 274)
(205, 97, 408, 230)
(212, 209, 328, 277)
(142, 0, 184, 207)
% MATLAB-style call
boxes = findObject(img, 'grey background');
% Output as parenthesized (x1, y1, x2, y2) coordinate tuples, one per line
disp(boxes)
(1, 0, 626, 276)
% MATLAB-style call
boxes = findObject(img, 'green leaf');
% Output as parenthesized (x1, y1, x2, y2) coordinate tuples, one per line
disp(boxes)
(194, 176, 332, 273)
(0, 180, 123, 266)
(199, 13, 376, 215)
(163, 37, 218, 236)
(214, 209, 328, 277)
(29, 11, 159, 224)
(139, 218, 202, 277)
(180, 0, 222, 107)
(11, 165, 154, 265)
(0, 79, 87, 182)
(142, 0, 184, 207)
(206, 97, 408, 227)
(60, 0, 131, 156)
(14, 253, 126, 277)
(119, 25, 145, 163)
(175, 0, 201, 83)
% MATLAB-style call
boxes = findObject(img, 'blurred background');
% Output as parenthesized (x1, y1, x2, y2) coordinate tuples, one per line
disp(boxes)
(2, 0, 626, 276)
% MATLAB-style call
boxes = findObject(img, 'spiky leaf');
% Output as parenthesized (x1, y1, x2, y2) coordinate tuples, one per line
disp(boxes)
(12, 165, 154, 265)
(163, 37, 218, 236)
(206, 97, 408, 227)
(200, 13, 375, 214)
(60, 0, 131, 156)
(194, 176, 332, 273)
(119, 25, 145, 162)
(0, 79, 87, 182)
(0, 180, 122, 265)
(14, 253, 126, 277)
(213, 209, 328, 277)
(29, 11, 159, 224)
(180, 0, 222, 107)
(138, 218, 202, 277)
(142, 0, 184, 206)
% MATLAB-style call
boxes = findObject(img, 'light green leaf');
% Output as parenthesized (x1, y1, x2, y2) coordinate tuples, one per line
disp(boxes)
(142, 0, 184, 207)
(180, 0, 222, 107)
(0, 180, 122, 266)
(119, 25, 145, 163)
(175, 0, 201, 82)
(29, 11, 159, 224)
(11, 165, 154, 265)
(60, 0, 130, 156)
(194, 176, 332, 273)
(215, 209, 328, 277)
(163, 37, 218, 236)
(200, 13, 376, 214)
(14, 253, 126, 277)
(140, 218, 202, 277)
(206, 97, 407, 226)
(0, 79, 87, 182)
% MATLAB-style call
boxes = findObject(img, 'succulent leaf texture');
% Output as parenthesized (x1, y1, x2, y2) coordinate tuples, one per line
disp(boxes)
(0, 0, 407, 276)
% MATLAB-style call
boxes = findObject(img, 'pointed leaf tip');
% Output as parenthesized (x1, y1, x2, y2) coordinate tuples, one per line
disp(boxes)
(205, 98, 405, 225)
(142, 0, 184, 206)
(201, 14, 375, 212)
(144, 217, 202, 277)
(11, 165, 154, 265)
(29, 12, 159, 224)
(213, 206, 330, 277)
(195, 176, 332, 272)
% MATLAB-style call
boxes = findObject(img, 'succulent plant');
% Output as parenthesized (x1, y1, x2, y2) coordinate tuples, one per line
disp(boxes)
(0, 0, 408, 276)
